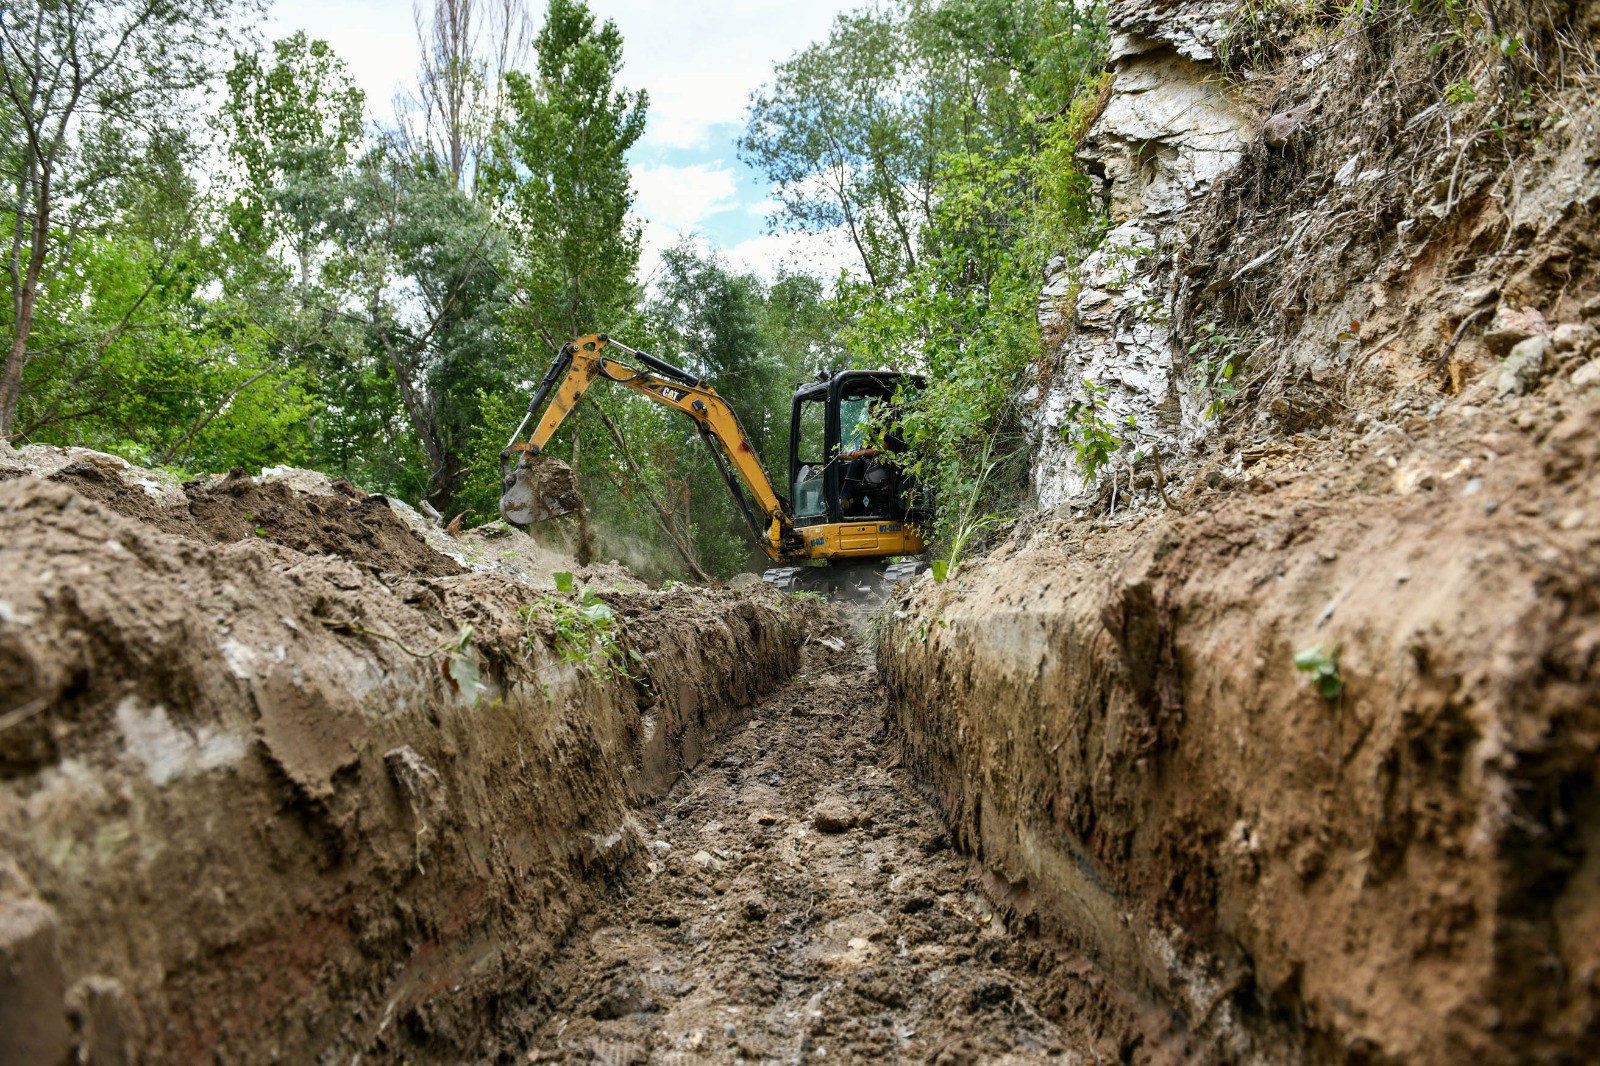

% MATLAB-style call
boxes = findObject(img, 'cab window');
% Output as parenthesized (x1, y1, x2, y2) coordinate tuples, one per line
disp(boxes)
(793, 398, 827, 518)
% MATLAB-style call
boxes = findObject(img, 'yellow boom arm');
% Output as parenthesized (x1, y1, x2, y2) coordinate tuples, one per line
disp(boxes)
(506, 334, 796, 560)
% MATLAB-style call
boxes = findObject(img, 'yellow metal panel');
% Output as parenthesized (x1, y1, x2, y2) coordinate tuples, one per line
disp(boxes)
(803, 523, 927, 561)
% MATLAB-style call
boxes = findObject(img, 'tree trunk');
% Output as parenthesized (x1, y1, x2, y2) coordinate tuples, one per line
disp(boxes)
(0, 171, 52, 436)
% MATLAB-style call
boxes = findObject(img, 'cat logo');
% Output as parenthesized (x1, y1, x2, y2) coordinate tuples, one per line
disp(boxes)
(659, 386, 685, 402)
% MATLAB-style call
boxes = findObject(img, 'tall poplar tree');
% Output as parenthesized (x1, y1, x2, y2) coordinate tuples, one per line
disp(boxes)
(483, 0, 646, 353)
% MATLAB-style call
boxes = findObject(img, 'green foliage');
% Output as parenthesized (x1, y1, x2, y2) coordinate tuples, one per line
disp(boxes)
(760, 1, 1110, 556)
(1187, 322, 1252, 421)
(483, 0, 647, 350)
(1059, 380, 1124, 478)
(0, 0, 253, 434)
(1294, 644, 1344, 699)
(1444, 77, 1478, 105)
(524, 580, 633, 680)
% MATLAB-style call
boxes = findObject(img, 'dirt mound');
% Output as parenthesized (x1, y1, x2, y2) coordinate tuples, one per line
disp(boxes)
(882, 387, 1600, 1063)
(0, 466, 818, 1064)
(38, 459, 464, 579)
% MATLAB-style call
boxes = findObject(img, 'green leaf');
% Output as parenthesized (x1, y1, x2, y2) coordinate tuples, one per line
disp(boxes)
(931, 559, 949, 583)
(553, 571, 576, 593)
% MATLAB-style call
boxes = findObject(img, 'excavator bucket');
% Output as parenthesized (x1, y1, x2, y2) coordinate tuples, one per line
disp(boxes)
(498, 450, 584, 526)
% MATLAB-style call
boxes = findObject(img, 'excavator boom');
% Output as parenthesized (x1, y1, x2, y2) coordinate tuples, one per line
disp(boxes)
(501, 334, 796, 559)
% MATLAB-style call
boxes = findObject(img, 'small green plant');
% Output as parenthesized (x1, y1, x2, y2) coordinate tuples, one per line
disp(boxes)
(1294, 644, 1343, 699)
(1188, 322, 1253, 420)
(1444, 78, 1478, 105)
(523, 575, 635, 681)
(1060, 380, 1121, 478)
(932, 433, 1011, 582)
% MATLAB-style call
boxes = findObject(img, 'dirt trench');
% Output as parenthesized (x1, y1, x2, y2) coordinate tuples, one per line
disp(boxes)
(496, 624, 1141, 1065)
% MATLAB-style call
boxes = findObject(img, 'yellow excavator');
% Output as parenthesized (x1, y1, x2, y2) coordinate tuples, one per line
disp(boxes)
(498, 333, 931, 594)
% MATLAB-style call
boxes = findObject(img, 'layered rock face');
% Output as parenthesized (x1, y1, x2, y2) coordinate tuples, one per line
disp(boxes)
(1034, 2, 1252, 505)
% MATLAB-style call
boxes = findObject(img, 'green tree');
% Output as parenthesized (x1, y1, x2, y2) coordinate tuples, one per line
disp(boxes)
(740, 8, 923, 289)
(0, 0, 250, 436)
(746, 0, 1109, 554)
(219, 31, 367, 301)
(484, 0, 647, 353)
(339, 149, 511, 505)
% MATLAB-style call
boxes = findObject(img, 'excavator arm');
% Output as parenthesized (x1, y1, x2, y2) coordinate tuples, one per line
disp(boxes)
(501, 334, 797, 560)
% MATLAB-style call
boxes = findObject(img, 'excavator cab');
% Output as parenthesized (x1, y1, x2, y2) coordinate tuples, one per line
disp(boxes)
(788, 371, 928, 532)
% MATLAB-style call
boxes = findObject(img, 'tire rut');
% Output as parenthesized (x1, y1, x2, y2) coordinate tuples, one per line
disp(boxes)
(507, 618, 1078, 1065)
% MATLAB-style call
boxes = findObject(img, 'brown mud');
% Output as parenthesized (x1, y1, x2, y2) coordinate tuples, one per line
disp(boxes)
(0, 463, 818, 1065)
(501, 623, 1146, 1065)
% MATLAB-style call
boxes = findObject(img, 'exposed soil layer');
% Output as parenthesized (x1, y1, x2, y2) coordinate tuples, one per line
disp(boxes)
(880, 386, 1600, 1064)
(43, 458, 466, 578)
(0, 467, 818, 1065)
(499, 627, 1149, 1065)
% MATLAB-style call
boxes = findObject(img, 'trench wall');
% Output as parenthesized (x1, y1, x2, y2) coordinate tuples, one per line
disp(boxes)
(0, 473, 810, 1064)
(881, 400, 1600, 1064)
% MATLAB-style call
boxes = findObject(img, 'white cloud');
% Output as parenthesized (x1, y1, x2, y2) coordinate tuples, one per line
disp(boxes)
(631, 162, 739, 233)
(726, 227, 860, 286)
(266, 0, 417, 113)
(587, 1, 853, 150)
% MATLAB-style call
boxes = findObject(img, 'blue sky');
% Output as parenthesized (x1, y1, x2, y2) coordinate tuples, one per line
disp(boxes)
(266, 0, 860, 284)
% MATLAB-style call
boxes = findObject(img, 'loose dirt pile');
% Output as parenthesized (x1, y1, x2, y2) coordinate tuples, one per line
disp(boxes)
(882, 380, 1600, 1063)
(0, 457, 817, 1065)
(498, 625, 1146, 1065)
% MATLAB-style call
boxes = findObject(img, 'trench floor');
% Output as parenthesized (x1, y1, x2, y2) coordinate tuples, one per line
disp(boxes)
(507, 627, 1081, 1064)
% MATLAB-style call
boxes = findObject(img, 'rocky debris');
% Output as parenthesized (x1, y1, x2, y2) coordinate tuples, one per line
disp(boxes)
(1496, 335, 1548, 397)
(1262, 102, 1314, 147)
(810, 795, 861, 833)
(1572, 359, 1600, 389)
(1552, 321, 1598, 357)
(1484, 305, 1551, 356)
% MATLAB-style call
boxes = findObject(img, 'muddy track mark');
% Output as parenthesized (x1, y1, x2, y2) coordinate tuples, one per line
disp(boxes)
(497, 622, 1143, 1065)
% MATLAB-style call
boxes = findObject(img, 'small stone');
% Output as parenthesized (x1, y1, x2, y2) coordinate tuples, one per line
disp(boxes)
(691, 850, 714, 868)
(812, 801, 858, 834)
(1453, 285, 1499, 317)
(1496, 335, 1547, 398)
(1559, 510, 1586, 531)
(1551, 322, 1597, 354)
(1571, 359, 1600, 390)
(1264, 104, 1311, 147)
(1484, 305, 1548, 356)
(1462, 478, 1484, 497)
(750, 810, 779, 826)
(1484, 498, 1501, 515)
